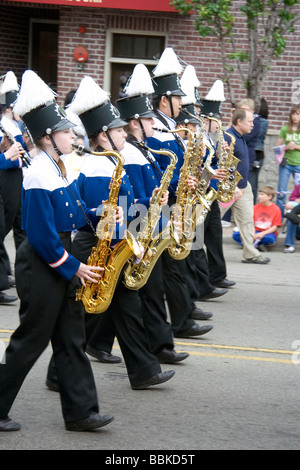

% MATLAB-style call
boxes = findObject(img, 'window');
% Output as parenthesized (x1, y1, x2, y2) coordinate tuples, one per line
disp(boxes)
(105, 31, 166, 104)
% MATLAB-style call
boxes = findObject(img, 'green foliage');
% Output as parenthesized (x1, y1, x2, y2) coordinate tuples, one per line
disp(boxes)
(170, 0, 300, 101)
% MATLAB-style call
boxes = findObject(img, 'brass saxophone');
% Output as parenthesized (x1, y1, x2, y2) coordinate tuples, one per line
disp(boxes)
(123, 143, 178, 290)
(216, 131, 242, 203)
(75, 145, 142, 313)
(200, 115, 241, 203)
(166, 127, 209, 260)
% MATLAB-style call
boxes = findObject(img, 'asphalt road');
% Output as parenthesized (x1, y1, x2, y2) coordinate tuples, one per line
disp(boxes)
(0, 228, 299, 451)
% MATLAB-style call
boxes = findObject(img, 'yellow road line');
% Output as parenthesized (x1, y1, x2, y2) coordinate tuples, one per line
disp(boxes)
(187, 351, 297, 364)
(174, 341, 294, 355)
(1, 331, 296, 364)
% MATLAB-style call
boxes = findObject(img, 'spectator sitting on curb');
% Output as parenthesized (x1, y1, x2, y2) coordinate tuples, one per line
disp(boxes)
(232, 186, 282, 252)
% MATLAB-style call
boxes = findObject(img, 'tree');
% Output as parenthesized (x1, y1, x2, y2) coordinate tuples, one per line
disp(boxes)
(171, 0, 300, 109)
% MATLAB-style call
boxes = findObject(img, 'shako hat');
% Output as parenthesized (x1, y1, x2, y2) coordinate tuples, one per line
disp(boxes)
(68, 76, 126, 138)
(176, 104, 200, 125)
(13, 70, 74, 141)
(116, 64, 155, 121)
(0, 71, 19, 110)
(176, 65, 201, 124)
(151, 47, 185, 98)
(200, 79, 225, 119)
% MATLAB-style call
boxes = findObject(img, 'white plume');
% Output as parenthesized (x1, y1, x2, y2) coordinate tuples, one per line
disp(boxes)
(181, 65, 201, 105)
(152, 47, 183, 78)
(124, 64, 154, 96)
(65, 108, 87, 137)
(205, 79, 225, 102)
(0, 71, 19, 94)
(13, 70, 56, 116)
(68, 76, 110, 115)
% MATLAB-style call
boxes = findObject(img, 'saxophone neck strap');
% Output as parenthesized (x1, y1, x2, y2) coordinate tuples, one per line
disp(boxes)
(154, 110, 185, 152)
(127, 136, 163, 178)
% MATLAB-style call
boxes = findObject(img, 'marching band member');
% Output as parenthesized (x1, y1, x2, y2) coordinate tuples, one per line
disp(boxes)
(116, 64, 189, 363)
(0, 70, 114, 432)
(0, 71, 28, 300)
(147, 48, 213, 338)
(64, 75, 175, 389)
(0, 128, 24, 304)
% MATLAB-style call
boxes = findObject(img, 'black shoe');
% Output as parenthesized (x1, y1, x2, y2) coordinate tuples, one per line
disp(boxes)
(65, 413, 114, 431)
(191, 307, 213, 320)
(131, 370, 175, 390)
(174, 324, 213, 338)
(0, 417, 21, 432)
(46, 379, 60, 392)
(198, 288, 228, 301)
(156, 348, 189, 364)
(86, 345, 121, 363)
(0, 292, 18, 305)
(213, 279, 236, 288)
(8, 276, 16, 288)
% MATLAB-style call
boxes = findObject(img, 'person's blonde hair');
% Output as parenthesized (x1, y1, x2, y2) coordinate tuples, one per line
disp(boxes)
(237, 98, 255, 112)
(258, 185, 275, 200)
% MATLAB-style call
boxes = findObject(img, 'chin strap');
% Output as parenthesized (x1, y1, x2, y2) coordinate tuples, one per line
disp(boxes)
(138, 119, 146, 141)
(167, 95, 175, 120)
(105, 130, 118, 151)
(49, 133, 63, 157)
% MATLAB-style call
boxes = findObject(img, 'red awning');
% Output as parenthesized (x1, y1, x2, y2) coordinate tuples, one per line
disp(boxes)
(6, 0, 176, 12)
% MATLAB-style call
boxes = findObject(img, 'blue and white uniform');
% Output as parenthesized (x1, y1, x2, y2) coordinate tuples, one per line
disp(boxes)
(122, 140, 159, 203)
(147, 111, 186, 199)
(21, 150, 98, 280)
(77, 151, 137, 244)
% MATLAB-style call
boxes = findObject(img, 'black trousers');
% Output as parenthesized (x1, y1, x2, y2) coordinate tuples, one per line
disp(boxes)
(0, 237, 99, 423)
(71, 231, 161, 386)
(185, 248, 212, 300)
(139, 257, 174, 354)
(204, 199, 227, 284)
(161, 250, 195, 334)
(0, 194, 9, 291)
(0, 168, 24, 277)
(85, 256, 174, 357)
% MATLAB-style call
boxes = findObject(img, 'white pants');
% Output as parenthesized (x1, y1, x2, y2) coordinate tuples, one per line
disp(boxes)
(219, 182, 260, 260)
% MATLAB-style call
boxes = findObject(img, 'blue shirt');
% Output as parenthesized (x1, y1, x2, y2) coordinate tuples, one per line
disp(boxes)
(224, 126, 249, 189)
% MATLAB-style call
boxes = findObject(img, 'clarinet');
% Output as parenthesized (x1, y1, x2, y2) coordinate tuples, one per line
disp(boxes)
(0, 122, 31, 167)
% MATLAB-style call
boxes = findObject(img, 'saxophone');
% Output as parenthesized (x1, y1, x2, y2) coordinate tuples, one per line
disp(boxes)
(123, 143, 178, 290)
(217, 131, 241, 203)
(167, 127, 210, 260)
(75, 145, 142, 313)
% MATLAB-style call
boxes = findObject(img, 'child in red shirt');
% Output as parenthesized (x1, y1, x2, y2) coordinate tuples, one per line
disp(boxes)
(233, 186, 282, 251)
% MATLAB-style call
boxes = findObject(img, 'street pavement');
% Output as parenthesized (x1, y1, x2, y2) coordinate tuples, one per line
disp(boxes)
(0, 228, 299, 451)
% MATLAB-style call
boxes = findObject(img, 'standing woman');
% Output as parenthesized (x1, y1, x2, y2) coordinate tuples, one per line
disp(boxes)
(0, 71, 114, 432)
(276, 104, 300, 217)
